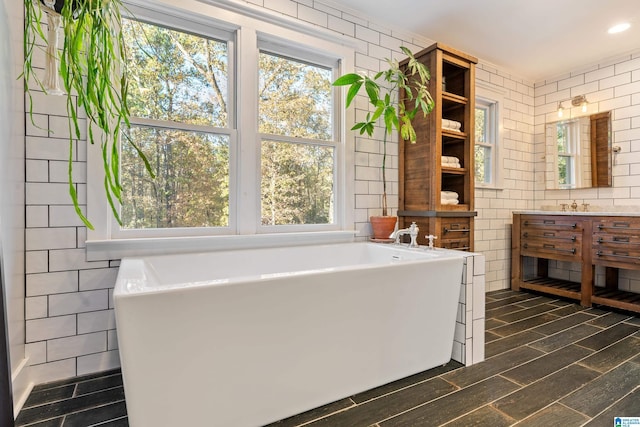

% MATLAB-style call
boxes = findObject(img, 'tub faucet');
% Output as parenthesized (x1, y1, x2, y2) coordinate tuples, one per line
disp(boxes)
(390, 222, 419, 247)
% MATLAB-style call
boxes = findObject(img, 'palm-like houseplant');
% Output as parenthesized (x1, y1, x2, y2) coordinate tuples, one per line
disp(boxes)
(333, 46, 434, 239)
(23, 0, 153, 229)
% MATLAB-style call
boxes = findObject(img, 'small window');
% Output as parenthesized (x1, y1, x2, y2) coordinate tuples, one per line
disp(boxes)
(556, 122, 577, 188)
(474, 99, 497, 186)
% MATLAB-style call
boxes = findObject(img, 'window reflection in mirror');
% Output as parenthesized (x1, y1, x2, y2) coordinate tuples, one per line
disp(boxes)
(545, 111, 611, 189)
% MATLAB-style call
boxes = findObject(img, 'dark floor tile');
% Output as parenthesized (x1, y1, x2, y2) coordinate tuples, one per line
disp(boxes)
(17, 418, 63, 427)
(485, 318, 507, 330)
(529, 323, 601, 353)
(62, 401, 128, 427)
(350, 360, 462, 404)
(75, 374, 124, 397)
(22, 385, 76, 409)
(485, 330, 546, 358)
(379, 376, 520, 427)
(515, 403, 589, 427)
(32, 370, 121, 393)
(501, 344, 593, 386)
(492, 364, 600, 421)
(486, 290, 523, 300)
(582, 389, 640, 425)
(440, 405, 514, 427)
(267, 398, 354, 427)
(548, 303, 588, 316)
(308, 377, 457, 427)
(486, 304, 530, 321)
(561, 361, 640, 417)
(491, 313, 559, 337)
(16, 387, 126, 426)
(586, 312, 632, 328)
(578, 336, 640, 373)
(624, 316, 640, 326)
(485, 330, 502, 343)
(515, 296, 556, 308)
(576, 322, 639, 351)
(485, 294, 542, 311)
(531, 312, 596, 336)
(547, 299, 575, 307)
(91, 417, 129, 427)
(92, 417, 129, 427)
(443, 346, 544, 388)
(494, 304, 561, 323)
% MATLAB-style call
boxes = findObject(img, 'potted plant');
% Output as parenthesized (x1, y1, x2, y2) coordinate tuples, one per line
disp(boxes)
(23, 0, 153, 229)
(333, 46, 434, 239)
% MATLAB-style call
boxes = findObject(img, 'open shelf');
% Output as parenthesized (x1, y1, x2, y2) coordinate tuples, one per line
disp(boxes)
(592, 288, 640, 313)
(519, 278, 582, 301)
(442, 167, 467, 175)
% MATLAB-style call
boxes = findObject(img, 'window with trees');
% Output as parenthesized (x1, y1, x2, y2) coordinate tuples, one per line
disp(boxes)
(86, 5, 352, 251)
(556, 122, 576, 188)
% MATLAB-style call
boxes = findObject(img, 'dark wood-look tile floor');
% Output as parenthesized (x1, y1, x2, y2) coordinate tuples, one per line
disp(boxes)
(16, 290, 640, 426)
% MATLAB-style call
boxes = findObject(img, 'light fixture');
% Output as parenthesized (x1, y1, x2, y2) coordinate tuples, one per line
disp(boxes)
(608, 22, 631, 34)
(557, 102, 564, 118)
(571, 95, 588, 113)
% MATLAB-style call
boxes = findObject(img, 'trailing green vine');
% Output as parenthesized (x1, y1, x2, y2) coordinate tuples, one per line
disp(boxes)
(23, 0, 153, 229)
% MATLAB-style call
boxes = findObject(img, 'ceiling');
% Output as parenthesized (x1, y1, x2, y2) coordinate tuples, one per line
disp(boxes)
(323, 0, 640, 81)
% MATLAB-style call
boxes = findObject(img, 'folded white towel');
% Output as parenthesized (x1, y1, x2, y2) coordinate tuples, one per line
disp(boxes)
(442, 162, 461, 168)
(441, 156, 460, 163)
(441, 198, 460, 205)
(441, 191, 459, 200)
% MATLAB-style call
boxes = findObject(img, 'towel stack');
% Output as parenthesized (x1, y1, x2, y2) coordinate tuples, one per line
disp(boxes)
(441, 191, 460, 205)
(442, 118, 462, 132)
(442, 156, 461, 168)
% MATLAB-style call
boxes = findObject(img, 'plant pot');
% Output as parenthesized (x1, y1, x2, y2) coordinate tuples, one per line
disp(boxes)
(369, 216, 397, 240)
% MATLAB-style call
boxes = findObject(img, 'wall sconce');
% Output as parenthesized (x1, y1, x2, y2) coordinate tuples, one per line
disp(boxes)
(572, 95, 588, 113)
(557, 102, 564, 118)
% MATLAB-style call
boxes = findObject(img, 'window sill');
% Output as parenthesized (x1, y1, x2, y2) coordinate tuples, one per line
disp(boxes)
(85, 230, 357, 261)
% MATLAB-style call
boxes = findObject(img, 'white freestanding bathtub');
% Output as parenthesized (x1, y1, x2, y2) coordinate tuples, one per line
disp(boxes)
(114, 242, 465, 427)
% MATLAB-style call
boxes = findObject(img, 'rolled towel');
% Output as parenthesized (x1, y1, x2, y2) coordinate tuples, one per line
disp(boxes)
(442, 118, 462, 131)
(442, 155, 461, 164)
(441, 191, 459, 200)
(443, 162, 461, 168)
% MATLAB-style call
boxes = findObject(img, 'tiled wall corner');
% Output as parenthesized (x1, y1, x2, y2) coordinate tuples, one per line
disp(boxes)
(452, 252, 486, 366)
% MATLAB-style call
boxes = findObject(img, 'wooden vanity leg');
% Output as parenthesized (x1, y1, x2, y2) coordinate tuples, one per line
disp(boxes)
(581, 220, 592, 307)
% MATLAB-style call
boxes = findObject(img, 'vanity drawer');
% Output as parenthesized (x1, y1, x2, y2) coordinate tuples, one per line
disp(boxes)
(520, 216, 582, 261)
(521, 216, 582, 232)
(592, 218, 640, 268)
(441, 217, 471, 239)
(441, 237, 471, 251)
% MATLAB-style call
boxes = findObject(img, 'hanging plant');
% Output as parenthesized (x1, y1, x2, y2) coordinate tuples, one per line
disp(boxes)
(23, 0, 153, 229)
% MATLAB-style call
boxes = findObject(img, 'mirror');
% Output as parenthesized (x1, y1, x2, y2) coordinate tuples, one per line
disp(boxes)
(545, 111, 612, 189)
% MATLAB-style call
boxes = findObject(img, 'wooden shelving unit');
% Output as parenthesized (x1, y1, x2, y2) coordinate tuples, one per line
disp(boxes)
(398, 43, 478, 251)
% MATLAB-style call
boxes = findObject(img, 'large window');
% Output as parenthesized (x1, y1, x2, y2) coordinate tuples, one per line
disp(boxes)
(121, 19, 231, 230)
(86, 3, 352, 255)
(258, 51, 336, 226)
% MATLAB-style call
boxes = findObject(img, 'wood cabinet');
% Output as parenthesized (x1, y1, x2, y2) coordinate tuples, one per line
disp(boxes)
(398, 43, 477, 250)
(512, 212, 640, 313)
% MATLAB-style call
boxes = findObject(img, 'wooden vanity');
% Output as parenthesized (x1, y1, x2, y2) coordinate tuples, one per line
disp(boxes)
(512, 211, 640, 313)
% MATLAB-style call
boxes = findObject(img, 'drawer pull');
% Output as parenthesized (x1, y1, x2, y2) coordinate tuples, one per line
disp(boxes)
(596, 250, 640, 261)
(613, 236, 630, 242)
(443, 227, 470, 234)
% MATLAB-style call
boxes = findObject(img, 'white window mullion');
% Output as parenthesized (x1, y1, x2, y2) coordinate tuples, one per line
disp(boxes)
(236, 27, 259, 235)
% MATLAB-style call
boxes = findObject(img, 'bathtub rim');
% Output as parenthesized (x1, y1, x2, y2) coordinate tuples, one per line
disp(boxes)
(114, 242, 468, 297)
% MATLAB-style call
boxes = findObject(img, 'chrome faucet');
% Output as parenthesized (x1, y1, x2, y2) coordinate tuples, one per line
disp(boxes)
(389, 222, 419, 247)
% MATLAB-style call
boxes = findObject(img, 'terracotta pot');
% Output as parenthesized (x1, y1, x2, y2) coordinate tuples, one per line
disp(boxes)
(369, 216, 397, 240)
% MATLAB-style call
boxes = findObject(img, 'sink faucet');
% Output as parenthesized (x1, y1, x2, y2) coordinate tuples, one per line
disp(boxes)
(389, 222, 419, 247)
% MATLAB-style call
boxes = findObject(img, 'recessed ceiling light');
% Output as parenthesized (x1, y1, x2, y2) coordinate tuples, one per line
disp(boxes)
(608, 22, 631, 34)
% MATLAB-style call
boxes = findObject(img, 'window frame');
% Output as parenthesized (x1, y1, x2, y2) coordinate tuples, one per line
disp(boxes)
(85, 0, 355, 260)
